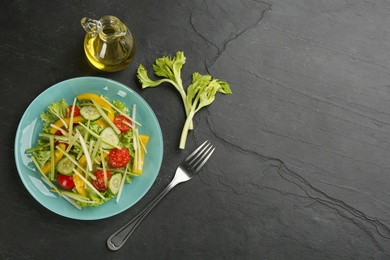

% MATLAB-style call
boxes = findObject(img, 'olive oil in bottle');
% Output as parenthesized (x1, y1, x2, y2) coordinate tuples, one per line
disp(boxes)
(81, 16, 134, 72)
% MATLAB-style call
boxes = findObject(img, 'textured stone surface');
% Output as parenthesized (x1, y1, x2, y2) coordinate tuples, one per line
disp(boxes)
(1, 0, 390, 259)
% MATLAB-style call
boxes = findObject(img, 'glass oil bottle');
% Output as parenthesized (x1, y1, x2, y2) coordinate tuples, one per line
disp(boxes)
(81, 16, 135, 72)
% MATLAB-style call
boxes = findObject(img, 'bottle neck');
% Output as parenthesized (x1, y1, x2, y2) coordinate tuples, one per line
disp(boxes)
(98, 16, 126, 42)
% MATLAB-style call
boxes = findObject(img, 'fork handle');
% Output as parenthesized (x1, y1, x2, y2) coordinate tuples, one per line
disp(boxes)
(107, 178, 180, 251)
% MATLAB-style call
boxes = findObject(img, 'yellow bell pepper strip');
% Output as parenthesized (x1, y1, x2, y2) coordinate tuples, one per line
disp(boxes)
(76, 93, 115, 121)
(41, 143, 66, 174)
(72, 174, 87, 197)
(132, 134, 149, 175)
(49, 115, 84, 134)
(72, 155, 88, 196)
(78, 154, 87, 166)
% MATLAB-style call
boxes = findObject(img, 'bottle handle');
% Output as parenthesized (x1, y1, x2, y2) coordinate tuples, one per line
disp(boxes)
(81, 17, 99, 35)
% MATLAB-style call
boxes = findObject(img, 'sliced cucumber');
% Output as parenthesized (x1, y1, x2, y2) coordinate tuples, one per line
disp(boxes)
(57, 155, 76, 176)
(73, 124, 86, 136)
(100, 127, 119, 149)
(108, 173, 122, 195)
(80, 105, 101, 121)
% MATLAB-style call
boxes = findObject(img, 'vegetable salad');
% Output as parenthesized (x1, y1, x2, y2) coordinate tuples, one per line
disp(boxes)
(25, 93, 149, 209)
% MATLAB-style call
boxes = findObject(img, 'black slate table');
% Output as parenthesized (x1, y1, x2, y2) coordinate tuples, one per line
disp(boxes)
(2, 0, 390, 259)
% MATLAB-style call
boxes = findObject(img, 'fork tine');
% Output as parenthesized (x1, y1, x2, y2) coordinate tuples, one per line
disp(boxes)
(185, 140, 209, 162)
(193, 146, 215, 173)
(186, 141, 215, 173)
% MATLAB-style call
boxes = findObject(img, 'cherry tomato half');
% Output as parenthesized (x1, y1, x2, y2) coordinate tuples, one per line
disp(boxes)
(108, 147, 131, 168)
(113, 115, 132, 133)
(57, 173, 75, 189)
(68, 105, 80, 117)
(92, 170, 112, 191)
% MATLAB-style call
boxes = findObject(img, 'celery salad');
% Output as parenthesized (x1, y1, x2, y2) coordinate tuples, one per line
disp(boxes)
(25, 92, 149, 209)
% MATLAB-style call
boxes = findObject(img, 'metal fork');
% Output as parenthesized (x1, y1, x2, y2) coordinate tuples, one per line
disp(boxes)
(107, 140, 215, 251)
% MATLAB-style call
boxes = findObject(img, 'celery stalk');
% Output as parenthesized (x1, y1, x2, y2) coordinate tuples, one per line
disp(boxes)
(39, 133, 69, 142)
(179, 110, 196, 150)
(77, 129, 93, 172)
(137, 51, 232, 149)
(89, 139, 94, 155)
(49, 137, 55, 180)
(31, 156, 61, 195)
(68, 98, 77, 136)
(137, 52, 191, 128)
(100, 146, 108, 186)
(61, 191, 97, 204)
(116, 165, 128, 203)
(91, 137, 102, 162)
(132, 105, 140, 171)
(66, 131, 80, 153)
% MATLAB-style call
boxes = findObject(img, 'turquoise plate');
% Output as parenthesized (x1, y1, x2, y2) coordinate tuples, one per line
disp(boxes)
(14, 77, 163, 220)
